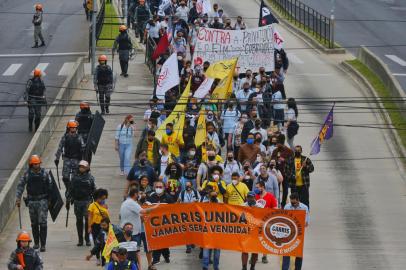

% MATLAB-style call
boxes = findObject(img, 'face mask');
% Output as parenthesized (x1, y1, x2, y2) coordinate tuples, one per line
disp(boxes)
(170, 169, 177, 175)
(188, 151, 196, 157)
(140, 159, 146, 166)
(99, 199, 106, 205)
(155, 188, 163, 194)
(212, 174, 219, 180)
(125, 230, 133, 236)
(232, 180, 238, 185)
(177, 56, 183, 61)
(186, 186, 192, 191)
(255, 138, 262, 143)
(256, 156, 262, 162)
(210, 196, 217, 203)
(166, 129, 172, 135)
(157, 104, 164, 110)
(252, 114, 257, 118)
(254, 188, 261, 195)
(243, 88, 249, 92)
(148, 137, 154, 142)
(244, 166, 250, 171)
(247, 138, 254, 145)
(208, 131, 214, 135)
(295, 151, 302, 157)
(208, 155, 215, 161)
(241, 118, 248, 123)
(227, 157, 233, 162)
(270, 164, 275, 169)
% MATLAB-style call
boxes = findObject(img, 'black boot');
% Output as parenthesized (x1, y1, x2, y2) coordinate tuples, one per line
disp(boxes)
(105, 107, 109, 114)
(63, 178, 70, 190)
(40, 225, 47, 252)
(76, 216, 84, 246)
(35, 119, 41, 131)
(39, 41, 45, 47)
(29, 120, 33, 132)
(32, 42, 38, 48)
(32, 224, 40, 249)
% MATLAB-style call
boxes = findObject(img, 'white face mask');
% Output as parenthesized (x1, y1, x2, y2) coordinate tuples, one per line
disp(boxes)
(155, 188, 163, 194)
(212, 174, 219, 180)
(232, 180, 238, 185)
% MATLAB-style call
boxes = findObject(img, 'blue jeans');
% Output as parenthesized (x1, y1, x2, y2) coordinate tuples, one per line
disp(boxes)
(119, 143, 132, 174)
(202, 249, 220, 269)
(282, 256, 303, 270)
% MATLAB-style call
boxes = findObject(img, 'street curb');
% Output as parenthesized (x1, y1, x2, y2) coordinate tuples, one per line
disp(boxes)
(263, 0, 346, 54)
(340, 61, 406, 174)
(0, 57, 85, 233)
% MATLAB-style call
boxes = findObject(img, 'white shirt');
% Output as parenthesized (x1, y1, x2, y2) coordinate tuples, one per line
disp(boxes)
(250, 127, 267, 143)
(272, 91, 284, 110)
(120, 198, 142, 235)
(160, 154, 170, 177)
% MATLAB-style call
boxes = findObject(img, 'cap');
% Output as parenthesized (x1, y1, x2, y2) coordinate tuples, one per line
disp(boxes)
(118, 247, 127, 255)
(111, 247, 120, 253)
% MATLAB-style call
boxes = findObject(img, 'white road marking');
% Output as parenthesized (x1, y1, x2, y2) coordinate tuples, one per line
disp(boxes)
(392, 73, 406, 76)
(2, 64, 22, 76)
(385, 55, 406, 66)
(289, 53, 304, 64)
(290, 73, 332, 76)
(32, 63, 49, 76)
(0, 52, 88, 58)
(58, 62, 75, 76)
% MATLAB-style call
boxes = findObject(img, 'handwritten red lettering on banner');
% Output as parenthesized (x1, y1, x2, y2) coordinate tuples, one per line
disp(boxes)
(197, 28, 231, 44)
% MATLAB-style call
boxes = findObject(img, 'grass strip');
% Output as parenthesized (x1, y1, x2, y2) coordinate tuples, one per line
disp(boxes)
(347, 59, 406, 151)
(97, 2, 119, 47)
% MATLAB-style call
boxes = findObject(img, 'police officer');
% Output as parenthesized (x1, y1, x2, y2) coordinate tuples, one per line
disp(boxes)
(106, 247, 138, 270)
(66, 160, 96, 247)
(32, 4, 45, 48)
(15, 155, 52, 252)
(55, 120, 85, 190)
(134, 0, 151, 43)
(25, 68, 46, 132)
(8, 232, 43, 270)
(113, 25, 133, 78)
(94, 55, 113, 114)
(75, 101, 94, 143)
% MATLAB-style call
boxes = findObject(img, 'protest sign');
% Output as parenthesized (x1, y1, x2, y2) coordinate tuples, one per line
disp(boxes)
(193, 25, 275, 73)
(144, 203, 306, 257)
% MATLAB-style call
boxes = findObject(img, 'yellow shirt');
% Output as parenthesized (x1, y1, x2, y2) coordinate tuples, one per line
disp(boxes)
(147, 141, 154, 164)
(225, 182, 249, 205)
(88, 202, 110, 225)
(161, 131, 184, 157)
(295, 157, 303, 186)
(202, 179, 227, 203)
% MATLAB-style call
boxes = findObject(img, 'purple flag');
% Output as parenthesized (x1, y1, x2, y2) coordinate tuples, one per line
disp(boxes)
(310, 104, 334, 155)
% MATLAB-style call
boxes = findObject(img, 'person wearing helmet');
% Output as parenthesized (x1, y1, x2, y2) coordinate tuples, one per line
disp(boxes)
(15, 155, 52, 252)
(55, 120, 86, 190)
(66, 160, 96, 247)
(134, 0, 151, 44)
(7, 232, 43, 270)
(32, 4, 45, 48)
(113, 25, 133, 78)
(75, 101, 94, 143)
(94, 55, 113, 114)
(24, 69, 46, 132)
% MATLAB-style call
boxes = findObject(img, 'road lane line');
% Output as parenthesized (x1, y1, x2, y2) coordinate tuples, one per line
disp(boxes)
(2, 64, 22, 76)
(385, 55, 406, 66)
(392, 73, 406, 76)
(32, 63, 49, 76)
(58, 62, 75, 76)
(0, 52, 88, 58)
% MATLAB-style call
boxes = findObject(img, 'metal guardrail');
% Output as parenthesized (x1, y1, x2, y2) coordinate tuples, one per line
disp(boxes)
(145, 37, 157, 89)
(270, 0, 334, 48)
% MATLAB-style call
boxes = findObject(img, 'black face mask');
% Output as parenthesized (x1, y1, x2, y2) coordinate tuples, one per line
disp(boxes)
(227, 157, 233, 162)
(255, 124, 260, 128)
(208, 155, 215, 161)
(130, 120, 134, 124)
(244, 166, 249, 171)
(210, 197, 218, 203)
(186, 186, 192, 191)
(255, 138, 262, 143)
(170, 169, 177, 176)
(140, 159, 146, 166)
(243, 88, 249, 92)
(295, 152, 302, 157)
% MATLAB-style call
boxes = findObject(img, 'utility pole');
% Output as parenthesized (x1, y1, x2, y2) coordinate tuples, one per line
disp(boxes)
(330, 0, 335, 49)
(91, 0, 97, 75)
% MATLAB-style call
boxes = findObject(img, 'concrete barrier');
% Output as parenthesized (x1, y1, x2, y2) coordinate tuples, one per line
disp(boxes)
(0, 57, 84, 233)
(357, 46, 406, 118)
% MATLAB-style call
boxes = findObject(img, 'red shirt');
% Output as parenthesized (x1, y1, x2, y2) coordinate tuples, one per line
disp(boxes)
(255, 192, 278, 208)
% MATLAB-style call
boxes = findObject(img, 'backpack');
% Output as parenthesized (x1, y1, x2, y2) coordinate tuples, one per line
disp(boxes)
(180, 189, 199, 202)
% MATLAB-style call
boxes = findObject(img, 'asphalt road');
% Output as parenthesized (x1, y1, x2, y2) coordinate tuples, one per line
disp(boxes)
(0, 0, 89, 191)
(300, 0, 406, 91)
(216, 0, 406, 269)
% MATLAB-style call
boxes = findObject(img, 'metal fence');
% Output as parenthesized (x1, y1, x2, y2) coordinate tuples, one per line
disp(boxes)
(145, 37, 157, 88)
(89, 0, 106, 59)
(270, 0, 334, 48)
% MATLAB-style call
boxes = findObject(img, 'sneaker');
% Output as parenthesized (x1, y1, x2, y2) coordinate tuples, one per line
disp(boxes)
(77, 241, 83, 247)
(164, 257, 170, 263)
(250, 266, 256, 270)
(120, 171, 125, 176)
(40, 246, 46, 252)
(86, 241, 91, 246)
(33, 244, 39, 250)
(151, 260, 160, 265)
(261, 255, 268, 264)
(242, 266, 247, 270)
(39, 42, 45, 47)
(124, 73, 128, 77)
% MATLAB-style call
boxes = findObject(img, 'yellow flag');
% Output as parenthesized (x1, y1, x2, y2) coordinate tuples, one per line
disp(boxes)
(155, 79, 191, 140)
(205, 58, 238, 80)
(102, 225, 119, 263)
(210, 58, 238, 102)
(194, 108, 206, 147)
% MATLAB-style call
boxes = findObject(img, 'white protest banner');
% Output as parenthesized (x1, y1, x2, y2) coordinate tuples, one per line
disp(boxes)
(273, 27, 284, 50)
(193, 77, 214, 98)
(197, 0, 212, 14)
(193, 25, 275, 73)
(156, 53, 180, 99)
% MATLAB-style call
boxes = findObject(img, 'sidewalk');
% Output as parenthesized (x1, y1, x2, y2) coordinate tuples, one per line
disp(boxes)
(0, 53, 281, 270)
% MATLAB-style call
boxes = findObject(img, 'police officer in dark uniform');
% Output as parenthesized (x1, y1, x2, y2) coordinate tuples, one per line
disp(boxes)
(66, 160, 96, 247)
(8, 231, 43, 270)
(15, 155, 52, 252)
(106, 247, 138, 270)
(113, 25, 133, 78)
(94, 55, 114, 114)
(134, 0, 151, 43)
(25, 68, 46, 132)
(55, 120, 86, 190)
(75, 101, 94, 143)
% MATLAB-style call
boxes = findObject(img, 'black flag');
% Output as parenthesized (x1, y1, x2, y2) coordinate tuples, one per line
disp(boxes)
(48, 170, 64, 222)
(259, 0, 279, 26)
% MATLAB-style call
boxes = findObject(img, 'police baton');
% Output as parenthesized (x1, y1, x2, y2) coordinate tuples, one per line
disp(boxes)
(54, 160, 61, 189)
(18, 206, 22, 229)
